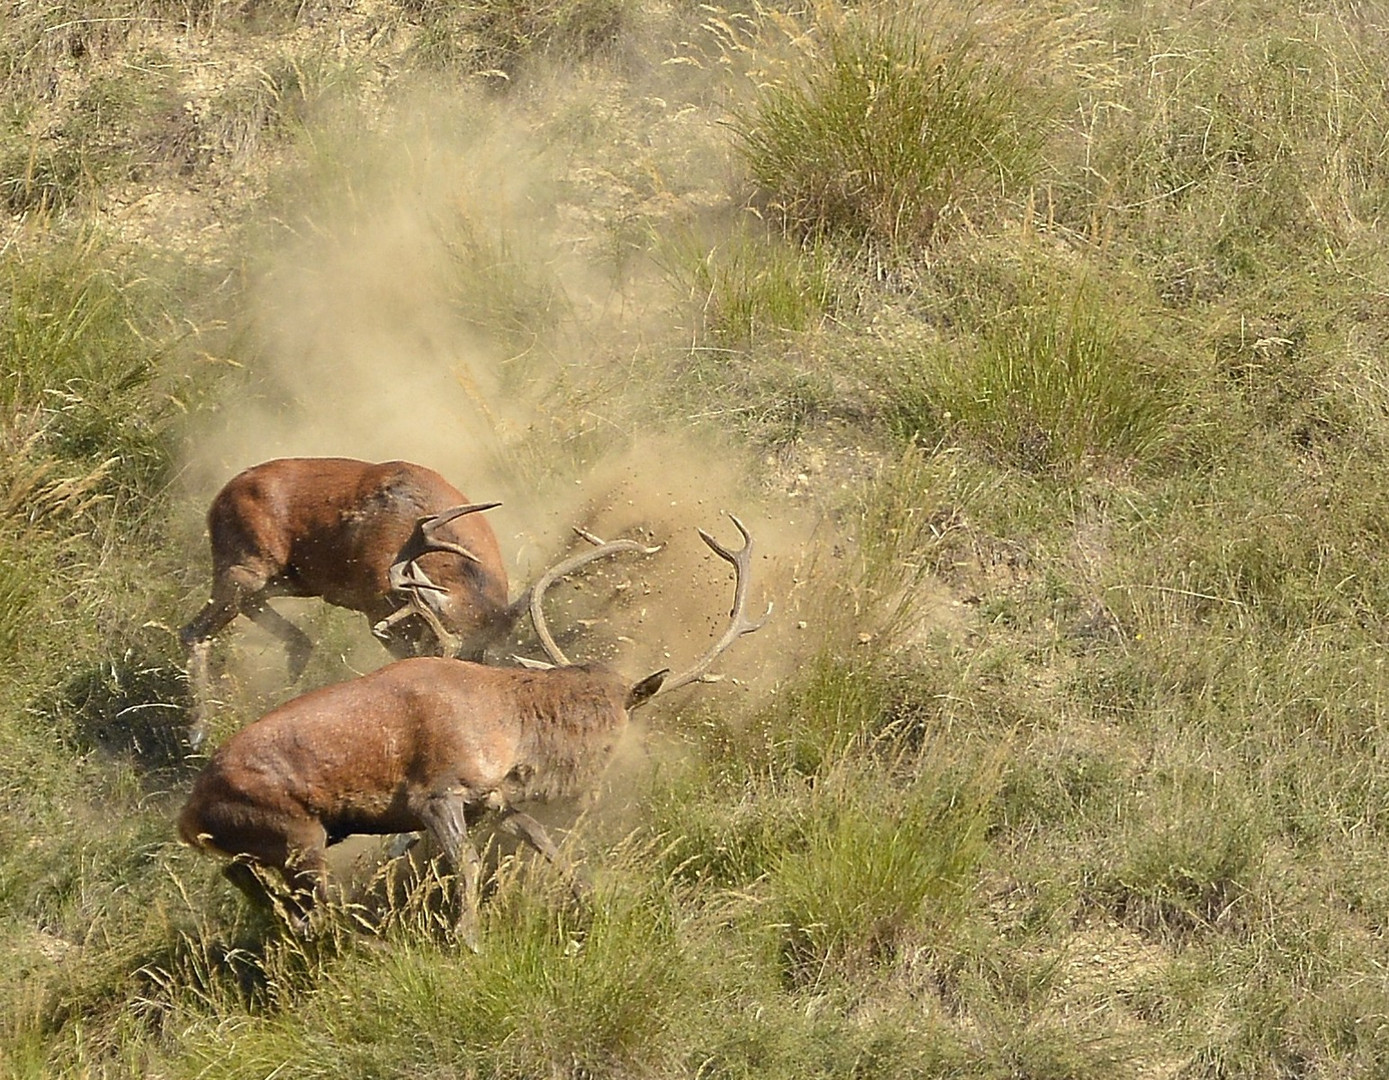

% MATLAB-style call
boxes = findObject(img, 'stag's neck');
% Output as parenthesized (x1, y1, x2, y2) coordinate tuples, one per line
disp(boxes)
(509, 663, 628, 802)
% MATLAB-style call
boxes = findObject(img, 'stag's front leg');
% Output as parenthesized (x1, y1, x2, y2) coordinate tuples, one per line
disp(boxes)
(221, 823, 330, 936)
(281, 842, 332, 936)
(497, 808, 592, 904)
(418, 791, 483, 951)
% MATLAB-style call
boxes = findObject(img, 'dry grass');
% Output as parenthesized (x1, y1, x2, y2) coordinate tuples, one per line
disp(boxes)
(6, 1, 1389, 1077)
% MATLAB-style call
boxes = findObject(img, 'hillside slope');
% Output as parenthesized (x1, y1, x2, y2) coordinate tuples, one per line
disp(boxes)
(6, 1, 1389, 1076)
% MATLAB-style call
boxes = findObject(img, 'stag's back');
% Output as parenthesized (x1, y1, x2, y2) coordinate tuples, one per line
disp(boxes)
(208, 458, 504, 610)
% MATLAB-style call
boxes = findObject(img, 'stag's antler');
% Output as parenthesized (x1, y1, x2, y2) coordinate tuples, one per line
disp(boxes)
(376, 502, 502, 657)
(415, 502, 501, 564)
(374, 561, 462, 656)
(391, 502, 502, 574)
(527, 529, 663, 666)
(655, 515, 771, 696)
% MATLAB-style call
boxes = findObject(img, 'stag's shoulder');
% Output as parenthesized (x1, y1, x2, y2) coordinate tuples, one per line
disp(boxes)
(365, 460, 464, 507)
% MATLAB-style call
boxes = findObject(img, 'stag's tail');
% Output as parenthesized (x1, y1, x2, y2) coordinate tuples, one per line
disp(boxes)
(178, 799, 212, 850)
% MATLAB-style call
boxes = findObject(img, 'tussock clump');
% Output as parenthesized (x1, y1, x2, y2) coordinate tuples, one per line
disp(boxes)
(655, 218, 837, 343)
(884, 270, 1178, 472)
(0, 138, 95, 217)
(730, 2, 1042, 252)
(1108, 765, 1265, 943)
(406, 0, 631, 80)
(771, 766, 991, 978)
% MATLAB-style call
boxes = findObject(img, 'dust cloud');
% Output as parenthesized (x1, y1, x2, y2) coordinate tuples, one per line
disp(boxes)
(180, 86, 838, 708)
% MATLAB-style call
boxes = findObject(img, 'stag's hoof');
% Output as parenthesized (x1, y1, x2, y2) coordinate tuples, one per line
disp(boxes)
(382, 833, 419, 861)
(455, 910, 482, 953)
(286, 639, 313, 683)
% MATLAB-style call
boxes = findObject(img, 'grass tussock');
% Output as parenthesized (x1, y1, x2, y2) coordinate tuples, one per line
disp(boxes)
(887, 274, 1178, 472)
(656, 218, 836, 343)
(771, 762, 992, 978)
(731, 1, 1043, 251)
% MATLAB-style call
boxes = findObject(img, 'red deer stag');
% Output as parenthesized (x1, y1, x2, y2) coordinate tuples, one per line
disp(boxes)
(180, 458, 510, 745)
(178, 516, 767, 947)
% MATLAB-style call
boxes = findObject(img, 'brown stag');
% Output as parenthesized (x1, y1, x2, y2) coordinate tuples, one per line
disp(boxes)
(180, 457, 511, 744)
(177, 516, 767, 947)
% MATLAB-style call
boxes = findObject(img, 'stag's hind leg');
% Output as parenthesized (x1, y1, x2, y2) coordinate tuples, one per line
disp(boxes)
(183, 640, 216, 751)
(223, 858, 319, 932)
(241, 595, 314, 682)
(181, 585, 248, 749)
(182, 560, 313, 671)
(280, 842, 332, 934)
(181, 565, 286, 747)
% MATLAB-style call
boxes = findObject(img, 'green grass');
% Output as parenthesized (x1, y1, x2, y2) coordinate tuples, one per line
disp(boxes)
(8, 0, 1389, 1077)
(0, 227, 178, 496)
(770, 761, 991, 978)
(440, 208, 569, 363)
(730, 1, 1043, 251)
(656, 218, 836, 343)
(885, 272, 1178, 471)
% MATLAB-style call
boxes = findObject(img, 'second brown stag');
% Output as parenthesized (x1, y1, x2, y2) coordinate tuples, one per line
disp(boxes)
(180, 457, 511, 745)
(178, 516, 767, 947)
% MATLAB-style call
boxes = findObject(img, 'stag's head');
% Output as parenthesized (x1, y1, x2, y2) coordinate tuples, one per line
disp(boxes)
(374, 501, 511, 660)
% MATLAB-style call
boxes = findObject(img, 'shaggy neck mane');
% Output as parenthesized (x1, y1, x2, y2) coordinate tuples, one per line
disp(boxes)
(511, 663, 627, 801)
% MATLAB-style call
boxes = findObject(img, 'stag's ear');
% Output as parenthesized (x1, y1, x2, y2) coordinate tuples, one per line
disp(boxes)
(626, 669, 669, 711)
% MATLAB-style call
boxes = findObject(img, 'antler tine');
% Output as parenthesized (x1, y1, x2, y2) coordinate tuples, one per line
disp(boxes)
(658, 514, 771, 696)
(384, 500, 500, 603)
(388, 559, 447, 595)
(529, 529, 662, 666)
(416, 501, 502, 564)
(375, 559, 465, 657)
(379, 500, 502, 648)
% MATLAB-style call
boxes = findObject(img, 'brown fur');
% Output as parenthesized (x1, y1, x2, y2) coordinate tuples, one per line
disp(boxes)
(178, 657, 651, 941)
(179, 516, 762, 945)
(180, 457, 510, 679)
